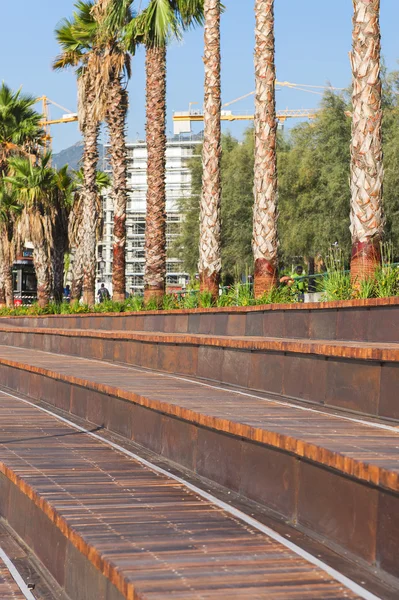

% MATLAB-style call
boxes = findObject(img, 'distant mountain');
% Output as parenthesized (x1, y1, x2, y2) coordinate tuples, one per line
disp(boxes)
(53, 141, 105, 171)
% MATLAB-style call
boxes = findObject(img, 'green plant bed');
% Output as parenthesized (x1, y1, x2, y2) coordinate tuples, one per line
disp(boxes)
(1, 254, 399, 317)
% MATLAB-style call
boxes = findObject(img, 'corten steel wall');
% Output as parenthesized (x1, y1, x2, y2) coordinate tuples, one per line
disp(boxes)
(1, 296, 399, 342)
(0, 322, 398, 420)
(0, 360, 398, 584)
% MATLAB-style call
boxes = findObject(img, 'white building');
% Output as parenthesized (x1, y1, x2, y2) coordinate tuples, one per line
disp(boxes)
(98, 135, 202, 295)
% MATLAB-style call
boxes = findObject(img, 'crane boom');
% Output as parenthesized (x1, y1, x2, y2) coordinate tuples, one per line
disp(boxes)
(173, 108, 318, 134)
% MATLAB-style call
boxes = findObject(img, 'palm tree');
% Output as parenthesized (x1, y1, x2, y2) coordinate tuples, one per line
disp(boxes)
(126, 0, 204, 302)
(51, 166, 74, 303)
(68, 169, 110, 300)
(55, 1, 134, 303)
(0, 83, 44, 304)
(91, 0, 133, 302)
(349, 0, 384, 283)
(252, 0, 278, 298)
(198, 0, 222, 299)
(0, 83, 43, 176)
(6, 154, 56, 308)
(0, 184, 22, 307)
(54, 1, 102, 305)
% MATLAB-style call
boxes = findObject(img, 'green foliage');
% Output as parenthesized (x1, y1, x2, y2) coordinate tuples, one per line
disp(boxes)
(256, 285, 296, 306)
(278, 92, 352, 262)
(176, 72, 399, 280)
(92, 299, 125, 313)
(178, 292, 199, 309)
(162, 294, 179, 310)
(124, 295, 144, 311)
(320, 247, 352, 302)
(217, 283, 255, 307)
(198, 291, 214, 308)
(375, 243, 399, 298)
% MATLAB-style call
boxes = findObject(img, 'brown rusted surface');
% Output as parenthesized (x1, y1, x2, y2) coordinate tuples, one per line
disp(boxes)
(0, 324, 398, 362)
(0, 346, 398, 496)
(0, 390, 362, 600)
(0, 296, 399, 330)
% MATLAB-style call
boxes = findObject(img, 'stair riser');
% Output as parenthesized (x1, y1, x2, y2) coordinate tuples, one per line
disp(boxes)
(1, 361, 398, 585)
(0, 473, 124, 600)
(1, 329, 397, 420)
(2, 302, 399, 342)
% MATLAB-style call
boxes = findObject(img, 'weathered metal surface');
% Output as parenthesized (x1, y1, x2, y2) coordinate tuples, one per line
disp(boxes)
(0, 325, 397, 419)
(0, 391, 362, 600)
(0, 345, 397, 495)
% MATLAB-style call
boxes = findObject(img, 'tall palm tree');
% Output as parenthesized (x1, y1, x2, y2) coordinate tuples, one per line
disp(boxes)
(51, 166, 74, 303)
(69, 169, 110, 300)
(252, 0, 278, 298)
(6, 154, 56, 308)
(55, 1, 134, 303)
(127, 0, 204, 302)
(0, 184, 22, 307)
(350, 0, 384, 283)
(0, 83, 43, 304)
(198, 0, 222, 300)
(54, 1, 103, 305)
(91, 0, 133, 302)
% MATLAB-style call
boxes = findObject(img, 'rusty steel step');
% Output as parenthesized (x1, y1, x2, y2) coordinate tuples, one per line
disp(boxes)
(0, 344, 397, 592)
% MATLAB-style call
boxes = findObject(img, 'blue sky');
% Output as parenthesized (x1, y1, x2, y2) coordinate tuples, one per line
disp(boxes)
(1, 1, 398, 152)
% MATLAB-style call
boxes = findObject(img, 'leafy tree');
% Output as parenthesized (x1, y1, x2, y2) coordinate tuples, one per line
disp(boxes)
(6, 154, 57, 307)
(278, 92, 352, 265)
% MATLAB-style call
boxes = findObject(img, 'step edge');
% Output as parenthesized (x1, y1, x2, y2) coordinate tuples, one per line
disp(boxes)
(0, 354, 397, 495)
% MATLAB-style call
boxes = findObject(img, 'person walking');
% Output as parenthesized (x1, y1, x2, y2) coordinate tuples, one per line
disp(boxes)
(97, 283, 110, 303)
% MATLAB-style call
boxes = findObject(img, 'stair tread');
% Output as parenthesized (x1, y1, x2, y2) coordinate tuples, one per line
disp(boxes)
(1, 324, 399, 361)
(0, 344, 398, 494)
(0, 387, 368, 600)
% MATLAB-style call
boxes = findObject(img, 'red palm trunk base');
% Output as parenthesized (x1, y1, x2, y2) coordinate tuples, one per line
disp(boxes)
(200, 271, 220, 301)
(254, 258, 277, 299)
(144, 285, 164, 305)
(350, 240, 381, 287)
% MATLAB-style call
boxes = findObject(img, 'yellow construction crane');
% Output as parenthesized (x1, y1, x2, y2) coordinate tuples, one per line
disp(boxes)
(173, 80, 343, 134)
(36, 96, 78, 151)
(173, 108, 318, 134)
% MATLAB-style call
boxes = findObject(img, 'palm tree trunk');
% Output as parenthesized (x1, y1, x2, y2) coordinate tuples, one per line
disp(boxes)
(71, 244, 84, 302)
(144, 46, 167, 303)
(0, 241, 7, 308)
(0, 286, 5, 308)
(198, 0, 222, 300)
(81, 117, 100, 307)
(52, 244, 65, 304)
(106, 77, 128, 303)
(349, 0, 383, 283)
(4, 268, 13, 308)
(0, 237, 13, 308)
(33, 244, 51, 308)
(253, 0, 279, 298)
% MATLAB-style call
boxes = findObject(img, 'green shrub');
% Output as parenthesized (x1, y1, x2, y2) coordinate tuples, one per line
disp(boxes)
(320, 247, 352, 301)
